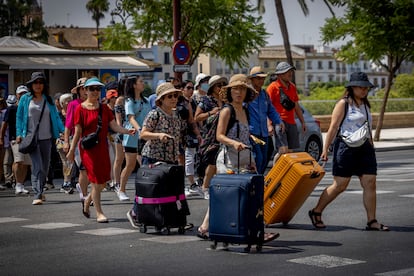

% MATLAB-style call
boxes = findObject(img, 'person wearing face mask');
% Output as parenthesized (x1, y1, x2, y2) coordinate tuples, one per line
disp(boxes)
(192, 73, 211, 105)
(194, 75, 227, 200)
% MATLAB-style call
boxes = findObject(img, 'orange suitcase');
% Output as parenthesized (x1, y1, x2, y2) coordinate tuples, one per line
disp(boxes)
(264, 152, 325, 225)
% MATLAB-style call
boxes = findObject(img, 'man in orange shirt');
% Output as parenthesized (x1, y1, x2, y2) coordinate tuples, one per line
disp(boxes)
(267, 62, 306, 163)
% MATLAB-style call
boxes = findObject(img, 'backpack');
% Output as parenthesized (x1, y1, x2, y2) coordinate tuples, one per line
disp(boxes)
(195, 104, 249, 177)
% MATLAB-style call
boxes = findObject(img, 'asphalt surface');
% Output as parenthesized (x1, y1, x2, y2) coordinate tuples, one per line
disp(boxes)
(0, 128, 413, 275)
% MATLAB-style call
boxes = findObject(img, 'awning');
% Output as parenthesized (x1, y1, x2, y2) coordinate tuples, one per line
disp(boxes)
(0, 54, 158, 71)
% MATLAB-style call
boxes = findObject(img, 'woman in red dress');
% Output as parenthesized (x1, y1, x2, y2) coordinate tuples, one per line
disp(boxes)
(67, 77, 135, 223)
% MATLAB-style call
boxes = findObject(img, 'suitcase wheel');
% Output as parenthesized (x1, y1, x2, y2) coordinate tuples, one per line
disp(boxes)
(139, 225, 147, 233)
(256, 245, 262, 252)
(210, 241, 218, 250)
(243, 245, 251, 253)
(178, 226, 185, 234)
(222, 242, 229, 251)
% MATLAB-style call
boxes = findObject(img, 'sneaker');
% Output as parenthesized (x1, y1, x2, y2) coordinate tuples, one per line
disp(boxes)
(117, 191, 130, 201)
(32, 199, 43, 205)
(114, 183, 120, 193)
(65, 187, 75, 194)
(41, 194, 46, 201)
(126, 210, 140, 229)
(185, 184, 204, 198)
(203, 189, 209, 200)
(60, 182, 71, 193)
(45, 183, 55, 190)
(0, 184, 6, 190)
(15, 184, 29, 195)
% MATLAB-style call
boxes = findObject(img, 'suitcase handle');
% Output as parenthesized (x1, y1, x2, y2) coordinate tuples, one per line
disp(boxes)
(236, 146, 254, 174)
(268, 182, 282, 198)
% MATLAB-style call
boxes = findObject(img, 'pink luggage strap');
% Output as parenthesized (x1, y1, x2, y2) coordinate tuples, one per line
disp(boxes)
(135, 194, 186, 204)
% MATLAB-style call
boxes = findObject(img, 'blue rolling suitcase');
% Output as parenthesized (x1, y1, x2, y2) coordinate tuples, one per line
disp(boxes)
(209, 172, 264, 252)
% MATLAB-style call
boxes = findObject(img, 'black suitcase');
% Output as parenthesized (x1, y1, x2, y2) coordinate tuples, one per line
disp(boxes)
(135, 162, 190, 234)
(209, 150, 264, 252)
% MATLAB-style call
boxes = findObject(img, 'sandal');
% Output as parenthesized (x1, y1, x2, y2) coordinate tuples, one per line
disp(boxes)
(81, 199, 90, 218)
(308, 209, 326, 229)
(263, 232, 280, 243)
(197, 227, 209, 240)
(366, 219, 389, 231)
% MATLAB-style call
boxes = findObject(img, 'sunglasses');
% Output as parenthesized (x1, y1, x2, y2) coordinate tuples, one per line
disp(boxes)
(185, 86, 194, 90)
(33, 80, 45, 85)
(165, 93, 179, 99)
(88, 86, 101, 91)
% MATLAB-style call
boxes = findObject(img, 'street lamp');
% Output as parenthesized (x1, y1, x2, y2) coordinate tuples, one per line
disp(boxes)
(110, 0, 132, 26)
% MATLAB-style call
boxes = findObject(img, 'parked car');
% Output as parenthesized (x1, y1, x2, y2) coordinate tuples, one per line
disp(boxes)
(268, 105, 323, 161)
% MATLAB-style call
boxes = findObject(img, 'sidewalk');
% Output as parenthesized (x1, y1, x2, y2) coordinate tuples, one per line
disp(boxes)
(323, 127, 414, 152)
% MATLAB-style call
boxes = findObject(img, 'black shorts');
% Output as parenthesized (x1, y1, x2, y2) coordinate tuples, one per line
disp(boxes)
(332, 138, 377, 177)
(124, 146, 138, 153)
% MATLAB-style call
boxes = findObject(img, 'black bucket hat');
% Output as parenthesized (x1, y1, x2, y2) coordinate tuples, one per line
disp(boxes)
(26, 72, 46, 85)
(346, 72, 374, 88)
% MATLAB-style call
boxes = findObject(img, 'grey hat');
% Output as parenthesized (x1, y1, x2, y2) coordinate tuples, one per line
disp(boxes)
(345, 72, 374, 88)
(26, 72, 46, 85)
(275, 62, 295, 75)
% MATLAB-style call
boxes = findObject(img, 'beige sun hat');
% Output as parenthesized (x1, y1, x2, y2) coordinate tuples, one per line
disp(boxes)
(222, 74, 258, 103)
(248, 66, 267, 78)
(155, 82, 182, 105)
(71, 77, 87, 94)
(207, 75, 228, 94)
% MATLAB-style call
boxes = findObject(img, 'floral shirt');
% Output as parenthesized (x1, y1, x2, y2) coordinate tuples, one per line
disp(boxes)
(141, 107, 182, 163)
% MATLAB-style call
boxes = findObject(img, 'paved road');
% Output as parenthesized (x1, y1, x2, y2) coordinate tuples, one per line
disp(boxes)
(0, 150, 413, 276)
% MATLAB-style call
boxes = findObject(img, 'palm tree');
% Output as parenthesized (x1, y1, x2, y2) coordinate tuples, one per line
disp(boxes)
(86, 0, 110, 50)
(258, 0, 335, 82)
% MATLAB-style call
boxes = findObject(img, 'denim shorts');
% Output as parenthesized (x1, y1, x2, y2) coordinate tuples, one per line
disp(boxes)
(332, 138, 377, 177)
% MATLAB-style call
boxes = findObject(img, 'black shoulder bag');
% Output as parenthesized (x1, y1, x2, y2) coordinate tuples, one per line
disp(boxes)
(19, 101, 46, 154)
(80, 104, 102, 149)
(279, 87, 296, 111)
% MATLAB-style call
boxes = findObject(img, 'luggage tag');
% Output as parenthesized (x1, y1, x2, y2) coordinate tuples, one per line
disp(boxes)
(176, 200, 182, 210)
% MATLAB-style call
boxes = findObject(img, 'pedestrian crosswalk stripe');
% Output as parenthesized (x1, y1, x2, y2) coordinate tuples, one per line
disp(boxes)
(399, 194, 414, 198)
(22, 222, 83, 229)
(288, 254, 365, 268)
(140, 235, 200, 244)
(0, 217, 28, 223)
(76, 227, 136, 236)
(345, 190, 394, 195)
(375, 267, 414, 275)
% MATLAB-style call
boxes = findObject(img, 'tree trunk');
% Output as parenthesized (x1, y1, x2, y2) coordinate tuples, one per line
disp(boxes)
(374, 69, 394, 141)
(274, 0, 295, 83)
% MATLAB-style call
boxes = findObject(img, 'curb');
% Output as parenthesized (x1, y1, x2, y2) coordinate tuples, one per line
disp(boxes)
(375, 145, 414, 152)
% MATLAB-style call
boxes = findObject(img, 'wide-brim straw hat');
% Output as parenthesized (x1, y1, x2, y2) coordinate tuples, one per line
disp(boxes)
(71, 77, 87, 93)
(248, 66, 267, 78)
(155, 82, 182, 104)
(207, 75, 228, 94)
(221, 74, 258, 103)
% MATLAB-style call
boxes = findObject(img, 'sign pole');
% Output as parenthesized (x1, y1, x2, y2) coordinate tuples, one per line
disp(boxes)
(172, 0, 182, 83)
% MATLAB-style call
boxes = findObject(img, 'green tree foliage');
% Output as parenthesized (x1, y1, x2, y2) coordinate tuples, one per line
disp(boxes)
(321, 0, 414, 140)
(130, 0, 269, 68)
(102, 23, 136, 51)
(86, 0, 110, 49)
(0, 0, 48, 42)
(391, 73, 414, 98)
